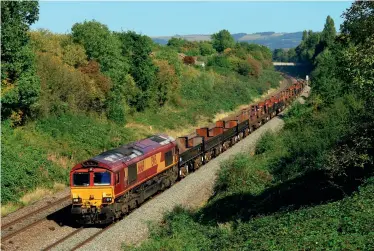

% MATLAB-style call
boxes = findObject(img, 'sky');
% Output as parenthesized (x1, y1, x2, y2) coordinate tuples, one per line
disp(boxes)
(32, 1, 353, 36)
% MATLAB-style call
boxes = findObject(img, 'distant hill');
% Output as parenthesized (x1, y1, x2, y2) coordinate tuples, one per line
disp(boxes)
(151, 31, 303, 49)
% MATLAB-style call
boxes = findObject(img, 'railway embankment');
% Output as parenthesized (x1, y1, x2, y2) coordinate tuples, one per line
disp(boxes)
(0, 81, 307, 251)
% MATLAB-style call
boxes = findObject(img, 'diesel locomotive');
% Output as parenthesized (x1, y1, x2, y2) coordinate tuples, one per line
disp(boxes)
(70, 78, 305, 224)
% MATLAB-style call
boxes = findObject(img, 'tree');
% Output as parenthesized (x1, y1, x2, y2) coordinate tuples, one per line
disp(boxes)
(167, 37, 186, 50)
(211, 30, 235, 53)
(341, 2, 374, 102)
(71, 20, 128, 74)
(341, 1, 374, 45)
(153, 60, 179, 106)
(71, 20, 129, 123)
(295, 30, 321, 63)
(302, 30, 308, 41)
(62, 43, 88, 68)
(1, 0, 40, 122)
(199, 42, 216, 56)
(321, 16, 336, 48)
(116, 31, 157, 111)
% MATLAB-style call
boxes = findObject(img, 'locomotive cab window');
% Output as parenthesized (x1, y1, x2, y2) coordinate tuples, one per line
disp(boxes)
(73, 173, 89, 186)
(93, 171, 111, 186)
(165, 150, 173, 166)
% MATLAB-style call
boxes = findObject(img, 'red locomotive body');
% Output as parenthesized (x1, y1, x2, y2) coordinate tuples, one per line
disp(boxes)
(70, 134, 178, 224)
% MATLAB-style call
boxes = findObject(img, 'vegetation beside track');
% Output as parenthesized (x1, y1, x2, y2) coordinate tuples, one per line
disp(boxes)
(1, 2, 282, 212)
(129, 2, 374, 250)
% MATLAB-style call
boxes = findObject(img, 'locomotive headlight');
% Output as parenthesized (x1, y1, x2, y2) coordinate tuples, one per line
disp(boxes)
(102, 197, 112, 203)
(72, 197, 82, 204)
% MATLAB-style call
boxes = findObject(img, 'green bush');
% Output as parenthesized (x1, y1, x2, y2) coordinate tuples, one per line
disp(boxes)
(1, 114, 138, 203)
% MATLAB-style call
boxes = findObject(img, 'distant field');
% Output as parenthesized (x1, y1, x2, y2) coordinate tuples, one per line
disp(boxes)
(152, 31, 303, 49)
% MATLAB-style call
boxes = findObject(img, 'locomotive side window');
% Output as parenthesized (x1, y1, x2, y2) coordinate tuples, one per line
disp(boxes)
(128, 164, 137, 184)
(165, 150, 173, 166)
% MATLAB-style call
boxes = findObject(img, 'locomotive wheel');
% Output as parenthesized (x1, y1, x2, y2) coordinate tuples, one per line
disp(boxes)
(231, 137, 236, 146)
(170, 166, 178, 185)
(244, 128, 250, 137)
(179, 165, 189, 178)
(194, 157, 203, 170)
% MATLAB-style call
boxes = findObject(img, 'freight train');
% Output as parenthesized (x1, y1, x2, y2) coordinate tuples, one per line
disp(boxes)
(70, 78, 306, 224)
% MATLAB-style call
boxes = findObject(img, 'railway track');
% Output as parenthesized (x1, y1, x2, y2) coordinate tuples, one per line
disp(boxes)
(41, 190, 164, 250)
(71, 224, 115, 251)
(40, 222, 116, 250)
(1, 195, 71, 243)
(41, 227, 84, 251)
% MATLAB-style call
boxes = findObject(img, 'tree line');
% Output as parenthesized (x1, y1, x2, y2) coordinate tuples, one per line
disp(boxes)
(1, 1, 275, 127)
(272, 15, 336, 63)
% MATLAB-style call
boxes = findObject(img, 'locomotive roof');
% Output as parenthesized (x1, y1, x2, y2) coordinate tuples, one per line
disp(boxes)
(75, 134, 175, 170)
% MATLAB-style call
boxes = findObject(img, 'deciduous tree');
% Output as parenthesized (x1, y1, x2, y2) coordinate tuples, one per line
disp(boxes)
(1, 1, 41, 122)
(211, 30, 235, 53)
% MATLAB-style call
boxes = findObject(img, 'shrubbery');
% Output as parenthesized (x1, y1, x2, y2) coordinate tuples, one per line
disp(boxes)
(130, 3, 374, 250)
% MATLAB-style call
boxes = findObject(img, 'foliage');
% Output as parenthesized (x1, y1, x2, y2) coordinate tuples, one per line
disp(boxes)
(153, 59, 180, 106)
(272, 48, 297, 62)
(154, 47, 183, 77)
(340, 2, 374, 103)
(131, 5, 374, 250)
(35, 53, 110, 117)
(131, 84, 374, 251)
(183, 56, 195, 65)
(130, 178, 374, 251)
(71, 20, 129, 123)
(116, 31, 157, 111)
(1, 114, 138, 203)
(211, 29, 235, 53)
(62, 43, 88, 67)
(71, 21, 127, 74)
(247, 57, 262, 78)
(199, 42, 216, 56)
(167, 37, 187, 49)
(341, 1, 374, 45)
(295, 30, 321, 63)
(320, 15, 336, 48)
(1, 0, 40, 122)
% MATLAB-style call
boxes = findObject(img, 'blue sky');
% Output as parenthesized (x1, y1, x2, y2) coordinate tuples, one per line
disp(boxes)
(32, 1, 353, 36)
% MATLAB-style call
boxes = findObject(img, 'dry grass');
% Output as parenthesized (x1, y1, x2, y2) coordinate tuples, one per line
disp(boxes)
(19, 183, 66, 207)
(20, 188, 54, 205)
(47, 153, 72, 169)
(52, 182, 66, 191)
(164, 115, 212, 138)
(2, 183, 66, 217)
(1, 203, 21, 217)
